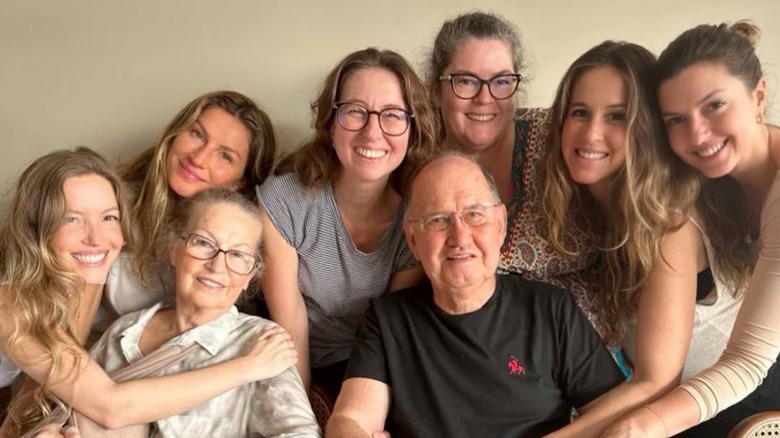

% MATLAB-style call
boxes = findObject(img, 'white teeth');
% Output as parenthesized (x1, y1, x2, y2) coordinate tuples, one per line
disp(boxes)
(198, 277, 223, 288)
(72, 253, 107, 264)
(697, 141, 725, 157)
(466, 113, 496, 122)
(355, 148, 387, 159)
(576, 150, 608, 160)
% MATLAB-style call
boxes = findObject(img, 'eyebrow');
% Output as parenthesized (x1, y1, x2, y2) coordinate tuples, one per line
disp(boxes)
(191, 229, 254, 250)
(447, 69, 515, 77)
(65, 207, 120, 215)
(661, 89, 725, 116)
(569, 102, 627, 109)
(193, 119, 244, 160)
(339, 99, 408, 111)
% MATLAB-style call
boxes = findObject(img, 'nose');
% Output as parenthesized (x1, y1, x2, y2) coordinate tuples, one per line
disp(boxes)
(687, 115, 710, 146)
(82, 222, 103, 246)
(585, 119, 604, 144)
(446, 214, 472, 247)
(205, 251, 229, 273)
(189, 143, 210, 168)
(360, 113, 383, 139)
(473, 81, 494, 104)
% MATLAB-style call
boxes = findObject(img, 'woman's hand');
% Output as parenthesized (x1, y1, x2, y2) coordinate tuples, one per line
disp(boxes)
(242, 325, 298, 381)
(34, 424, 81, 438)
(600, 407, 667, 438)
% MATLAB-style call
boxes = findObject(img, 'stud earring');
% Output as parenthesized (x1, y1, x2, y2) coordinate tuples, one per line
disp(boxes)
(757, 113, 764, 124)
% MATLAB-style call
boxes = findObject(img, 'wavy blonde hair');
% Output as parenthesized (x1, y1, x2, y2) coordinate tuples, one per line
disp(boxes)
(275, 48, 439, 197)
(0, 147, 131, 436)
(120, 90, 276, 282)
(656, 21, 762, 295)
(541, 41, 700, 344)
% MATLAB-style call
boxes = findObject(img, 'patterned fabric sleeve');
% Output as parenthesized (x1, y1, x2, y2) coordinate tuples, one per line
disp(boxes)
(249, 367, 322, 437)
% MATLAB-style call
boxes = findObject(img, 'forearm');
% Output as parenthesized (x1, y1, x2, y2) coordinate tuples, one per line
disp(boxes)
(546, 378, 674, 438)
(326, 415, 371, 438)
(64, 356, 255, 429)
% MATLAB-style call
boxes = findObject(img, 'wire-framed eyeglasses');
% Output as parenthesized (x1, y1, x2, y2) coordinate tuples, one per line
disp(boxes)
(179, 233, 260, 275)
(406, 202, 502, 232)
(333, 102, 414, 136)
(439, 73, 522, 100)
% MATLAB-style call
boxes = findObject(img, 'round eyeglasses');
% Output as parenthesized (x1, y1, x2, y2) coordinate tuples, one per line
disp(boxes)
(179, 233, 260, 275)
(333, 102, 414, 136)
(406, 202, 502, 232)
(439, 73, 522, 100)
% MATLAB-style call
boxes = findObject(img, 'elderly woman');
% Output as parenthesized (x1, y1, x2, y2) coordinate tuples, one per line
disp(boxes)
(90, 188, 320, 437)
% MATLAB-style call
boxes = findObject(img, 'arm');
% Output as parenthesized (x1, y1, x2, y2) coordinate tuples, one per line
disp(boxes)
(548, 221, 703, 437)
(603, 188, 780, 437)
(387, 266, 424, 292)
(0, 309, 294, 430)
(260, 209, 311, 389)
(326, 377, 390, 438)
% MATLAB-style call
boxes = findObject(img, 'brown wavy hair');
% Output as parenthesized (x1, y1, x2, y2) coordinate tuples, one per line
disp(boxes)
(275, 47, 439, 196)
(541, 41, 700, 344)
(656, 20, 762, 295)
(0, 147, 132, 436)
(120, 90, 276, 282)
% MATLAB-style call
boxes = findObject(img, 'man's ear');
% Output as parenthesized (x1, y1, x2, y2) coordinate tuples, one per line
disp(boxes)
(497, 204, 508, 240)
(403, 220, 420, 261)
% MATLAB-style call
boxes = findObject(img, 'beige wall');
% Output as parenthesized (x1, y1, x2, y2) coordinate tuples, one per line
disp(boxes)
(1, 0, 778, 193)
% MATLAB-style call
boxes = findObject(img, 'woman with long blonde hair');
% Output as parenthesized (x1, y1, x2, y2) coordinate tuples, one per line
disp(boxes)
(0, 147, 294, 437)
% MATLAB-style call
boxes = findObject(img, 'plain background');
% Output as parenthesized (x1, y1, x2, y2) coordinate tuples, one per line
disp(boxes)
(1, 0, 778, 193)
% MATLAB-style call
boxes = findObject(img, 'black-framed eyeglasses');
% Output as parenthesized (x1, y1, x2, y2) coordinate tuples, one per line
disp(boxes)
(406, 202, 502, 232)
(439, 73, 522, 100)
(179, 233, 260, 275)
(333, 102, 414, 136)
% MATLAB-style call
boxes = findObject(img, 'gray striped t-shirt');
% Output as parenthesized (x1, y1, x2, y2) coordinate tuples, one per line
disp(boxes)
(257, 173, 418, 367)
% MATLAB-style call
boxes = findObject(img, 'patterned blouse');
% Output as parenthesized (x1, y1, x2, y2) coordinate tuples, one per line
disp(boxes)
(499, 108, 605, 337)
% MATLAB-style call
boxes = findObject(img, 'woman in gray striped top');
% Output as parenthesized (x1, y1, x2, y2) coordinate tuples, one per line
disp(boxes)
(256, 47, 438, 398)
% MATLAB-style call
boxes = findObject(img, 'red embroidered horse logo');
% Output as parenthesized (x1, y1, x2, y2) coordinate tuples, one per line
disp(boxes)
(507, 355, 526, 375)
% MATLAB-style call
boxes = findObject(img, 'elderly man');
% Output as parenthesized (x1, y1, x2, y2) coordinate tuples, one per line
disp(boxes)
(326, 153, 623, 437)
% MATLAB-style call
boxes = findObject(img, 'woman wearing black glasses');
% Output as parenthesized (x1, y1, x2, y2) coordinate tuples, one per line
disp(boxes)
(256, 48, 438, 400)
(428, 11, 606, 341)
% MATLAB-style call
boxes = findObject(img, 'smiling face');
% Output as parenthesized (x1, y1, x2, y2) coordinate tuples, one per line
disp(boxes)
(171, 202, 261, 316)
(659, 62, 767, 179)
(439, 38, 517, 154)
(330, 67, 410, 184)
(52, 174, 124, 284)
(404, 156, 506, 295)
(561, 66, 629, 197)
(166, 107, 251, 198)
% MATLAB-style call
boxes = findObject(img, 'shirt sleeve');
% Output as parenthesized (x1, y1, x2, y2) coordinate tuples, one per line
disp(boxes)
(248, 367, 321, 437)
(256, 173, 312, 249)
(680, 177, 780, 422)
(555, 290, 625, 408)
(344, 301, 389, 384)
(0, 352, 20, 388)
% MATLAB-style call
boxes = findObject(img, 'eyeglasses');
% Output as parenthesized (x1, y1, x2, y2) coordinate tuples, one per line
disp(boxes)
(179, 233, 260, 275)
(406, 202, 502, 232)
(439, 73, 522, 100)
(333, 102, 414, 136)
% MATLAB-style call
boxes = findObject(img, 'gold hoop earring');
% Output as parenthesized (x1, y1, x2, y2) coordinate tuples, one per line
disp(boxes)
(757, 113, 764, 124)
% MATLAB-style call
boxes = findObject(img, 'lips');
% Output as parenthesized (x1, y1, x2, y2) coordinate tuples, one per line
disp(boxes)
(178, 160, 205, 182)
(575, 149, 608, 160)
(466, 113, 496, 122)
(696, 139, 726, 158)
(355, 147, 388, 159)
(445, 252, 475, 261)
(197, 276, 225, 289)
(71, 251, 109, 266)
